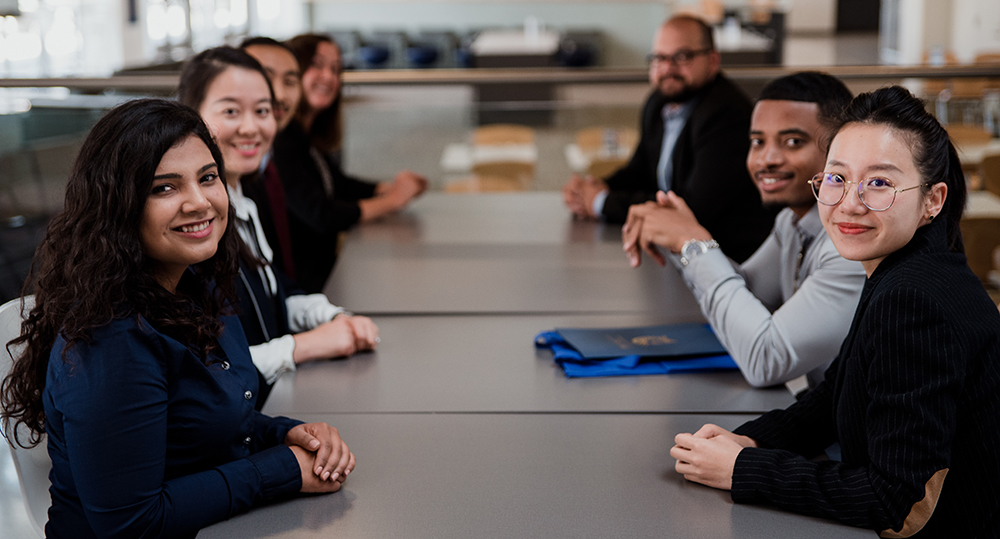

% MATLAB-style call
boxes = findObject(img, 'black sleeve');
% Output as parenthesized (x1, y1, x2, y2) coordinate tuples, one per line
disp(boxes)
(731, 288, 965, 534)
(669, 83, 774, 263)
(600, 93, 661, 222)
(328, 153, 379, 201)
(272, 129, 362, 235)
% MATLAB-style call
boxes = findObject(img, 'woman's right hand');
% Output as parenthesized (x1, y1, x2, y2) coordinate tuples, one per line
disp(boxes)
(289, 445, 350, 493)
(292, 316, 357, 363)
(387, 170, 427, 207)
(690, 423, 758, 448)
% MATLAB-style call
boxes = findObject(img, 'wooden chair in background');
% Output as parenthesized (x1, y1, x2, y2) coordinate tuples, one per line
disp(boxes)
(471, 124, 535, 146)
(444, 161, 535, 193)
(981, 153, 1000, 198)
(960, 217, 1000, 283)
(445, 124, 537, 193)
(574, 126, 638, 180)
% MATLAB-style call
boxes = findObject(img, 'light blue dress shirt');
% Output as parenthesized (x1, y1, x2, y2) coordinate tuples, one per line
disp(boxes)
(656, 101, 696, 193)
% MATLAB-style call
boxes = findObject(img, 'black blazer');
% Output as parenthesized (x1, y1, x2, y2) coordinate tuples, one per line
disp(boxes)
(602, 74, 775, 263)
(235, 258, 305, 410)
(732, 220, 1000, 537)
(270, 120, 379, 293)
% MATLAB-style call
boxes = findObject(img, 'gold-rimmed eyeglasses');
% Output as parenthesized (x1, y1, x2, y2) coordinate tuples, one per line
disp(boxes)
(809, 172, 928, 212)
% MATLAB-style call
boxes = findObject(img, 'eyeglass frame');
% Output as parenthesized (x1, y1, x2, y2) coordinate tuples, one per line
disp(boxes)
(645, 48, 713, 67)
(808, 172, 930, 212)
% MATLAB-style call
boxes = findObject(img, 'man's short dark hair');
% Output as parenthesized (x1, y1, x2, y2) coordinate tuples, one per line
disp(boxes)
(667, 15, 716, 51)
(758, 72, 853, 128)
(239, 36, 289, 51)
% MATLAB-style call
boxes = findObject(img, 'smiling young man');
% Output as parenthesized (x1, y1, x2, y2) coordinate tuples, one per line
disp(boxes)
(622, 72, 866, 389)
(239, 37, 302, 278)
(563, 15, 774, 263)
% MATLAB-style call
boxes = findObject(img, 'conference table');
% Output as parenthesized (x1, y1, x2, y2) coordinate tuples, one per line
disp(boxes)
(202, 193, 874, 538)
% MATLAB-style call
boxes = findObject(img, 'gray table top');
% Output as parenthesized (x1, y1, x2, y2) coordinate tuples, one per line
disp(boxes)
(262, 313, 794, 416)
(324, 193, 696, 315)
(200, 413, 874, 539)
(344, 192, 581, 245)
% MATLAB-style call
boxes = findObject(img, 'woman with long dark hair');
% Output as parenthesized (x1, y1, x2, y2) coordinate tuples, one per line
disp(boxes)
(270, 33, 427, 292)
(670, 86, 1000, 537)
(178, 46, 379, 409)
(1, 98, 354, 538)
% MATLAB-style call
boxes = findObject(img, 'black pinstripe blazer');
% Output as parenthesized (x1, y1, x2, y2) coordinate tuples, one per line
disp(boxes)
(731, 219, 1000, 537)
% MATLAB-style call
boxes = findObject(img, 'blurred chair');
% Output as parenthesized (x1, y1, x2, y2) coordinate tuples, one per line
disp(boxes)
(960, 218, 1000, 282)
(948, 124, 993, 146)
(574, 126, 638, 179)
(0, 295, 48, 538)
(982, 153, 1000, 198)
(445, 162, 534, 193)
(472, 124, 535, 146)
(575, 126, 638, 153)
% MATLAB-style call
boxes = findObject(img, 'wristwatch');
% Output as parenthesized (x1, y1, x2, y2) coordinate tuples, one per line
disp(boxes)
(679, 239, 719, 266)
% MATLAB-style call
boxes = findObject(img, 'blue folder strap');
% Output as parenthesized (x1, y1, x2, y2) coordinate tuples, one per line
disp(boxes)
(534, 331, 737, 378)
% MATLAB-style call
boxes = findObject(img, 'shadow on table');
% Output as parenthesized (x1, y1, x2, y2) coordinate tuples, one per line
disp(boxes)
(214, 488, 357, 536)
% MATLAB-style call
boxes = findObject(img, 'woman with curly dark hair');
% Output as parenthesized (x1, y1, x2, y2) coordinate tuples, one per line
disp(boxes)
(670, 86, 1000, 537)
(1, 98, 355, 538)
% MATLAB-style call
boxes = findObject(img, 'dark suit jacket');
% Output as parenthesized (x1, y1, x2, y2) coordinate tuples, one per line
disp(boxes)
(270, 120, 379, 293)
(732, 220, 1000, 536)
(602, 74, 775, 263)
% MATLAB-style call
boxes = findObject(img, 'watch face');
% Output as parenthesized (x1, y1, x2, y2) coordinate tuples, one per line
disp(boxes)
(682, 241, 702, 259)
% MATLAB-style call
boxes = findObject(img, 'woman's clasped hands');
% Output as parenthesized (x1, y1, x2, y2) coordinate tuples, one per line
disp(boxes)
(285, 422, 356, 493)
(670, 423, 757, 491)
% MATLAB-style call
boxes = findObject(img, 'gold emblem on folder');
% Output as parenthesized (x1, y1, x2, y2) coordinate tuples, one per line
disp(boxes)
(607, 334, 676, 350)
(632, 335, 676, 346)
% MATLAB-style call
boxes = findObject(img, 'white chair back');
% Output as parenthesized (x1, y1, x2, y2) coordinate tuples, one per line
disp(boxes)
(1, 295, 48, 538)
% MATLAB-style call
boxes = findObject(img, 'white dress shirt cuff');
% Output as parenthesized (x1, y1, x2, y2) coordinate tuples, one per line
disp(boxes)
(285, 294, 346, 333)
(249, 334, 297, 385)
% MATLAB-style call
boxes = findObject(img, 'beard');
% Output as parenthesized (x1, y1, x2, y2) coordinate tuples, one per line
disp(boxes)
(656, 75, 709, 103)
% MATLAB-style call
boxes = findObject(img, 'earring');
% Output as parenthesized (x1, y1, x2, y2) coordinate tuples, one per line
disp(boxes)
(927, 214, 936, 222)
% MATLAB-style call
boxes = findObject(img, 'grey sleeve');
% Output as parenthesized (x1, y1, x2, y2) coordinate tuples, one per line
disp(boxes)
(680, 239, 864, 388)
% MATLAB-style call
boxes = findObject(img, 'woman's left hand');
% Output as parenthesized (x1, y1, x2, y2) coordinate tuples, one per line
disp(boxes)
(670, 429, 746, 491)
(285, 423, 355, 482)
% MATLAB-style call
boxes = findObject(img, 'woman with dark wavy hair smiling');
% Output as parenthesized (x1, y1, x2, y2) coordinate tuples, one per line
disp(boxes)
(1, 98, 354, 538)
(670, 87, 1000, 537)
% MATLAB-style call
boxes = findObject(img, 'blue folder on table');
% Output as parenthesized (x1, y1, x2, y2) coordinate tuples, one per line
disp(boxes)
(535, 323, 737, 378)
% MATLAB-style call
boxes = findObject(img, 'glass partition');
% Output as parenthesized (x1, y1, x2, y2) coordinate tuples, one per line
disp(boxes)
(1, 65, 998, 302)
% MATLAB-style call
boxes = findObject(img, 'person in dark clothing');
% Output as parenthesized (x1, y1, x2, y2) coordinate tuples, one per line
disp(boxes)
(0, 99, 355, 539)
(179, 47, 379, 409)
(670, 86, 1000, 537)
(273, 33, 428, 292)
(562, 15, 775, 263)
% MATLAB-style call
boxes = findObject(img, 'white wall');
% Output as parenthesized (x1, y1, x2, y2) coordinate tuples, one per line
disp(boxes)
(951, 0, 1000, 62)
(310, 1, 671, 67)
(786, 0, 836, 33)
(882, 0, 999, 65)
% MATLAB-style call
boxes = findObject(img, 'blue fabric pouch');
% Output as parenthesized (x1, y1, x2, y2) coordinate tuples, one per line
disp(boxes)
(534, 330, 737, 378)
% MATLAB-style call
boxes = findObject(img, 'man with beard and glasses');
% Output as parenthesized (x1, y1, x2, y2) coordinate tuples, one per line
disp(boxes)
(563, 15, 775, 263)
(621, 72, 866, 390)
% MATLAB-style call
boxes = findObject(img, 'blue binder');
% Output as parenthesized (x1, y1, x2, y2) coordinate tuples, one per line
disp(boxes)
(534, 325, 737, 378)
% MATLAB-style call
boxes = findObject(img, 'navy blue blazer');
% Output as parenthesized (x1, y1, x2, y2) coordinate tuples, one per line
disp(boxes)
(43, 311, 303, 538)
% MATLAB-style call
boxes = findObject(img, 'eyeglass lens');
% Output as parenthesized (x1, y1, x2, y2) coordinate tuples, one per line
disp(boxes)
(811, 173, 898, 211)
